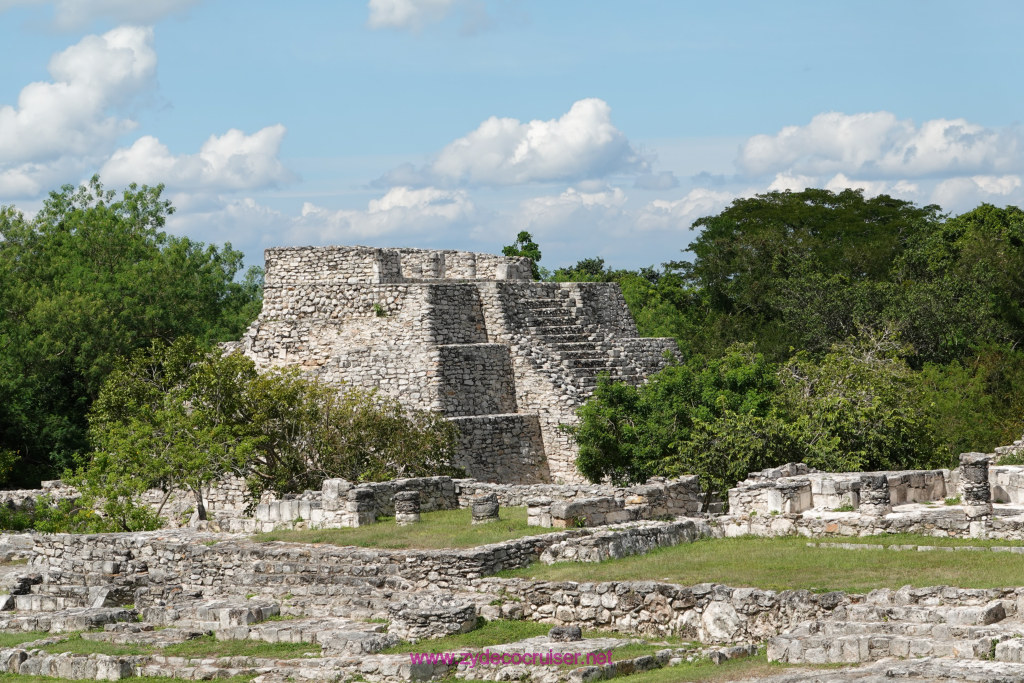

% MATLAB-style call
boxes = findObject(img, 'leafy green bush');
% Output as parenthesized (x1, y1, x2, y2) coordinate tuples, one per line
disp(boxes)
(78, 337, 460, 529)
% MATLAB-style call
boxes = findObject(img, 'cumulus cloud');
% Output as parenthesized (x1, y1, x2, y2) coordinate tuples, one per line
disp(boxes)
(367, 0, 456, 30)
(0, 26, 158, 198)
(636, 188, 735, 232)
(290, 186, 477, 242)
(366, 0, 496, 33)
(0, 26, 155, 166)
(766, 172, 816, 193)
(634, 171, 679, 190)
(739, 111, 1020, 179)
(101, 125, 292, 191)
(379, 98, 646, 187)
(516, 185, 628, 236)
(0, 0, 198, 29)
(932, 175, 1023, 208)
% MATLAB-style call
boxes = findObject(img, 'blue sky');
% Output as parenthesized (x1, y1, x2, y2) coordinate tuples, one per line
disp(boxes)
(0, 1, 1021, 270)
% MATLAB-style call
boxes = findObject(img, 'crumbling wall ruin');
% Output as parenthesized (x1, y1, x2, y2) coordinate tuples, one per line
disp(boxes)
(231, 245, 678, 484)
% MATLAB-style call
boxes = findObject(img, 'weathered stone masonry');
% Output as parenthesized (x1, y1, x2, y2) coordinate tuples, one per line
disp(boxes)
(231, 246, 677, 484)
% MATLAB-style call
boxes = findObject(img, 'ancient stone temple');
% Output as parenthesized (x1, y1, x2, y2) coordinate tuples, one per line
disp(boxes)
(232, 246, 676, 483)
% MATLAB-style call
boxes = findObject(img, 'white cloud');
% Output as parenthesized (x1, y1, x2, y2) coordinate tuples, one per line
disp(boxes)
(366, 0, 495, 33)
(381, 98, 646, 187)
(367, 0, 457, 30)
(932, 175, 1023, 208)
(0, 0, 197, 29)
(636, 188, 734, 232)
(739, 111, 1020, 179)
(0, 26, 155, 166)
(290, 186, 477, 242)
(101, 125, 292, 191)
(767, 172, 816, 192)
(516, 185, 628, 237)
(634, 171, 679, 190)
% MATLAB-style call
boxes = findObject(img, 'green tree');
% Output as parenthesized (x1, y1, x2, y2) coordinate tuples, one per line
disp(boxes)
(82, 338, 258, 528)
(0, 177, 262, 485)
(502, 230, 543, 279)
(685, 188, 943, 358)
(81, 338, 461, 527)
(242, 368, 461, 501)
(777, 330, 946, 472)
(572, 345, 788, 500)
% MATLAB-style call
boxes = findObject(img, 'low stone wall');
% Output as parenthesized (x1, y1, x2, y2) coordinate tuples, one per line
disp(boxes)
(472, 579, 848, 644)
(716, 504, 1024, 540)
(29, 519, 710, 596)
(539, 519, 711, 563)
(243, 475, 704, 531)
(462, 476, 703, 527)
(990, 465, 1024, 504)
(728, 464, 950, 516)
(473, 579, 1024, 646)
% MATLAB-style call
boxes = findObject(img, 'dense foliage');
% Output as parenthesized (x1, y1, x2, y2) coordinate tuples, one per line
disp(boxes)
(0, 177, 262, 486)
(565, 190, 1024, 496)
(80, 338, 460, 529)
(6, 178, 1024, 518)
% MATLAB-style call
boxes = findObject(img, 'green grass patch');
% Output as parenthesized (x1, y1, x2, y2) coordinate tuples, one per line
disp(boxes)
(382, 620, 692, 658)
(253, 507, 557, 549)
(501, 535, 1024, 592)
(161, 634, 319, 659)
(0, 632, 50, 648)
(39, 634, 153, 657)
(814, 532, 1024, 548)
(610, 651, 844, 682)
(38, 632, 318, 660)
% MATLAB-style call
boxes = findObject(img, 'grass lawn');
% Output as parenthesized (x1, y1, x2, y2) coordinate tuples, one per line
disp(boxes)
(501, 535, 1024, 592)
(39, 633, 319, 659)
(811, 532, 1024, 548)
(253, 506, 558, 549)
(0, 632, 50, 648)
(382, 619, 695, 665)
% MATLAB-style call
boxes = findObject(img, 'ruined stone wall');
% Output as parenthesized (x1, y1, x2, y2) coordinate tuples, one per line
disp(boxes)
(235, 245, 677, 484)
(243, 475, 703, 531)
(728, 463, 951, 516)
(28, 520, 709, 592)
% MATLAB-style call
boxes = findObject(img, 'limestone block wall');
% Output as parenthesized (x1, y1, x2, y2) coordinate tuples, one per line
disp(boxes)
(235, 245, 677, 485)
(728, 464, 951, 515)
(472, 578, 849, 643)
(436, 344, 517, 417)
(449, 414, 549, 483)
(990, 465, 1024, 504)
(236, 475, 704, 531)
(525, 477, 704, 527)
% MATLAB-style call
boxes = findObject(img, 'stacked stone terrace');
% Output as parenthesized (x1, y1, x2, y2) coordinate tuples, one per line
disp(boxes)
(231, 245, 677, 484)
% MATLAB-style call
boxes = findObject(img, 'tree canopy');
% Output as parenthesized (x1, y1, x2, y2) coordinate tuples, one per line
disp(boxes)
(81, 338, 461, 530)
(0, 177, 262, 485)
(564, 190, 1024, 494)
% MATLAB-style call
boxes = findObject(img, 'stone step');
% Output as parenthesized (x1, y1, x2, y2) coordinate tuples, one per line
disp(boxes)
(527, 307, 576, 318)
(0, 607, 136, 633)
(217, 617, 400, 655)
(14, 593, 88, 611)
(143, 599, 280, 629)
(785, 618, 1007, 640)
(842, 601, 1008, 626)
(564, 358, 628, 370)
(559, 350, 611, 360)
(767, 632, 998, 664)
